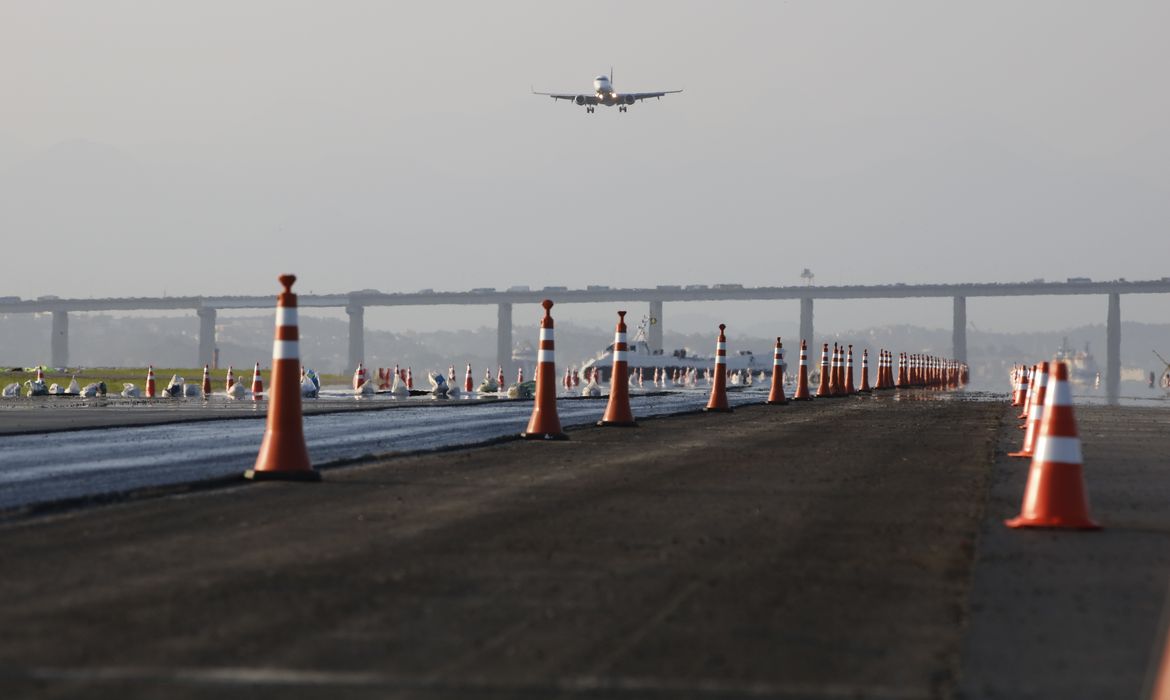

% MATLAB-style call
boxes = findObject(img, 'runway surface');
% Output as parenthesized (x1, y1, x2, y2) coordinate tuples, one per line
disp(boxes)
(0, 386, 769, 512)
(0, 395, 1166, 699)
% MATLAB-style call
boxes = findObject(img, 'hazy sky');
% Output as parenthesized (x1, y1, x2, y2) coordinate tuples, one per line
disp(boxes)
(1, 1, 1167, 335)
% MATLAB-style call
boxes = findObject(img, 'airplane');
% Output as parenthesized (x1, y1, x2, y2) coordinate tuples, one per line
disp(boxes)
(532, 69, 682, 113)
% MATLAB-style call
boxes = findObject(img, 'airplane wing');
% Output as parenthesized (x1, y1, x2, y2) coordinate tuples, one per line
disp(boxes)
(531, 90, 598, 104)
(625, 90, 683, 102)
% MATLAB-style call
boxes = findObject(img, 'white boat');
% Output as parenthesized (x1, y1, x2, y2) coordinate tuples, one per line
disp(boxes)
(579, 322, 771, 382)
(1055, 337, 1100, 387)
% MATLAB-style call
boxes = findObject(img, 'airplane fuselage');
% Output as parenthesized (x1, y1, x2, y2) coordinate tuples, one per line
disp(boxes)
(593, 76, 619, 105)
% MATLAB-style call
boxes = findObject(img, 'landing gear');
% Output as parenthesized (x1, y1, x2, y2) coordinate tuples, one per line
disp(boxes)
(586, 106, 595, 114)
(619, 105, 627, 113)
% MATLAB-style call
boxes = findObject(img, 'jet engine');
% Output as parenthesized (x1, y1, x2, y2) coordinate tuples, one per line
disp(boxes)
(625, 94, 635, 105)
(575, 95, 587, 106)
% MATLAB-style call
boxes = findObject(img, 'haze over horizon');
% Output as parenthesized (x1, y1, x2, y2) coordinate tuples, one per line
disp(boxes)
(2, 1, 1166, 335)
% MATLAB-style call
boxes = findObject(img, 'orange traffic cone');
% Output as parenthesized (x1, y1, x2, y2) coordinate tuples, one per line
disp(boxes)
(792, 340, 813, 401)
(767, 337, 788, 405)
(844, 344, 856, 395)
(1006, 361, 1099, 529)
(406, 367, 413, 390)
(225, 365, 236, 392)
(1010, 367, 1029, 405)
(1018, 363, 1037, 419)
(464, 363, 473, 393)
(201, 364, 212, 398)
(858, 349, 871, 393)
(599, 310, 637, 426)
(352, 363, 366, 390)
(836, 344, 847, 395)
(245, 274, 319, 481)
(250, 362, 263, 401)
(497, 366, 505, 392)
(145, 365, 156, 398)
(704, 324, 732, 412)
(1149, 627, 1170, 700)
(522, 300, 567, 439)
(815, 343, 832, 398)
(1010, 361, 1049, 458)
(826, 344, 840, 397)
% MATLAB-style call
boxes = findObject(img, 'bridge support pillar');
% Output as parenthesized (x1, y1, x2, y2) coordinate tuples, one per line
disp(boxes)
(50, 310, 69, 368)
(1106, 292, 1121, 404)
(952, 296, 967, 363)
(648, 300, 663, 353)
(497, 302, 513, 379)
(347, 304, 365, 372)
(197, 307, 217, 368)
(799, 297, 814, 351)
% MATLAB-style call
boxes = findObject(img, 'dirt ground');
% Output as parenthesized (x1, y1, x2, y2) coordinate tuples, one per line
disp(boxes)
(959, 403, 1170, 699)
(0, 395, 1166, 699)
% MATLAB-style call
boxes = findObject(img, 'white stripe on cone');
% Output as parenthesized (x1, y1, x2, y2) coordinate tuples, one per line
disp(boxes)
(1033, 435, 1083, 465)
(273, 340, 299, 359)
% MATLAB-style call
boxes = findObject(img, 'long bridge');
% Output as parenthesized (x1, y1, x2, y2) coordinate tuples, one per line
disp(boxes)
(3, 278, 1168, 401)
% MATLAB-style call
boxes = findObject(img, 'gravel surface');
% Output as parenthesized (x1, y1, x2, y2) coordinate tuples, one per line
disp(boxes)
(1, 396, 1165, 699)
(0, 395, 997, 698)
(958, 404, 1170, 699)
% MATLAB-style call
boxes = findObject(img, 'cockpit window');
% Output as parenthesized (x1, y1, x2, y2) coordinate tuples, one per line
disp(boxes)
(596, 75, 609, 81)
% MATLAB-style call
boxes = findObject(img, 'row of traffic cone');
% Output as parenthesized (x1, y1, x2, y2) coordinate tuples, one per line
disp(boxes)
(245, 278, 970, 480)
(373, 365, 413, 391)
(527, 308, 970, 434)
(131, 364, 266, 400)
(1004, 359, 1098, 530)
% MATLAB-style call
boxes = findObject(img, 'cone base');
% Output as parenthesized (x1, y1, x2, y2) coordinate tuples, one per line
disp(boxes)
(1007, 450, 1033, 459)
(597, 420, 637, 427)
(1004, 515, 1101, 530)
(520, 432, 569, 440)
(790, 396, 813, 402)
(244, 468, 322, 482)
(703, 406, 733, 413)
(765, 399, 788, 405)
